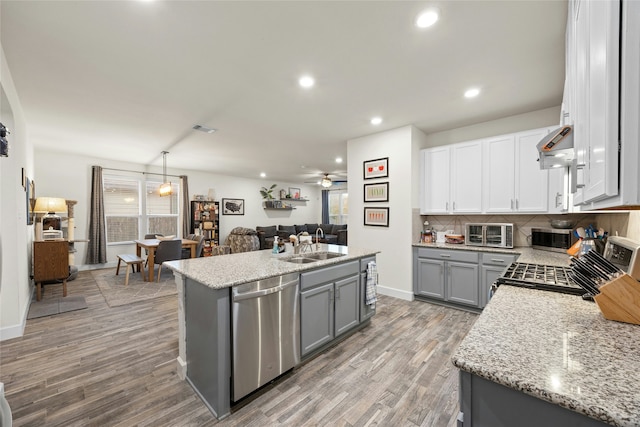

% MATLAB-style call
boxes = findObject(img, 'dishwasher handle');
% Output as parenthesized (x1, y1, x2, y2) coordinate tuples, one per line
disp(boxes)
(233, 278, 299, 302)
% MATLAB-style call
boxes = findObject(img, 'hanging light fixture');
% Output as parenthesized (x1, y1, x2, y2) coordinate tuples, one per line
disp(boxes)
(159, 151, 172, 197)
(321, 174, 333, 188)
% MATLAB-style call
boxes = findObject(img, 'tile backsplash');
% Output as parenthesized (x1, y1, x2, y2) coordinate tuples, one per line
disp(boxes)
(412, 210, 631, 247)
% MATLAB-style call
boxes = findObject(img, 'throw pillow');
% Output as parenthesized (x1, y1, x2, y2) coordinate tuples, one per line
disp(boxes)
(295, 224, 307, 234)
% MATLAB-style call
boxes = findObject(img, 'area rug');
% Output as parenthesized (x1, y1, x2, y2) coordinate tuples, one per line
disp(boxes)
(27, 295, 88, 319)
(92, 267, 177, 307)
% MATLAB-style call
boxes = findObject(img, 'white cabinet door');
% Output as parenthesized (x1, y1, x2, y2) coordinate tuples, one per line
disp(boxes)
(571, 0, 620, 205)
(420, 147, 451, 214)
(483, 135, 515, 213)
(451, 140, 483, 213)
(515, 129, 549, 212)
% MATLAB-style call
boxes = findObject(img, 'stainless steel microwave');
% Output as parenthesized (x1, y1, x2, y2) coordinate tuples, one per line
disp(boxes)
(465, 223, 514, 248)
(531, 228, 577, 253)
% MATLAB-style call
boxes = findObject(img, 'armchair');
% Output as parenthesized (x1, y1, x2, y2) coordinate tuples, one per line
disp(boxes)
(224, 227, 260, 254)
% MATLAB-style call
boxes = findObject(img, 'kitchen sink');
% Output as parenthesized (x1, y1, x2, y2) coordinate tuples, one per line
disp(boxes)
(303, 252, 346, 260)
(280, 257, 318, 264)
(279, 252, 346, 264)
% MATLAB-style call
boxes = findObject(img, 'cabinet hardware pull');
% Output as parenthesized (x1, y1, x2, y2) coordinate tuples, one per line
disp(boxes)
(440, 254, 451, 257)
(335, 287, 340, 299)
(491, 259, 504, 262)
(453, 201, 456, 210)
(576, 163, 586, 169)
(515, 199, 519, 210)
(446, 202, 449, 211)
(510, 199, 514, 209)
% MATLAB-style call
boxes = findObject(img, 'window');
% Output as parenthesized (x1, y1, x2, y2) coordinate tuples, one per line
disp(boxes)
(103, 174, 179, 244)
(328, 190, 348, 224)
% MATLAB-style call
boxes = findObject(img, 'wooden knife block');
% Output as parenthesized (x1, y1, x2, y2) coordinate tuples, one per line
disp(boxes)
(593, 274, 640, 325)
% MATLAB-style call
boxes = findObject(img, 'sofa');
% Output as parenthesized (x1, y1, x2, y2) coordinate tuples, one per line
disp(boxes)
(256, 224, 347, 249)
(224, 227, 261, 253)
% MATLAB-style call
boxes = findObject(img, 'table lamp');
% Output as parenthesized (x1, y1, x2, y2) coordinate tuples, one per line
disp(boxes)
(33, 197, 67, 232)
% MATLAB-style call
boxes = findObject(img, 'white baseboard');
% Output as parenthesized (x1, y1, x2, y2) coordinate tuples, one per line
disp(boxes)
(0, 286, 34, 341)
(176, 356, 187, 380)
(377, 285, 414, 301)
(77, 262, 117, 271)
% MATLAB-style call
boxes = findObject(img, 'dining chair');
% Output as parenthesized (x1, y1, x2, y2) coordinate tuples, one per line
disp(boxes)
(143, 233, 163, 267)
(153, 239, 182, 282)
(182, 235, 204, 259)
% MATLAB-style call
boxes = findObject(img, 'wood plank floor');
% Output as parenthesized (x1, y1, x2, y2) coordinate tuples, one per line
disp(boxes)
(1, 270, 477, 426)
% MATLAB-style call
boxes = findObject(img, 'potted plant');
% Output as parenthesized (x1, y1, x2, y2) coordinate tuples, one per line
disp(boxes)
(260, 184, 277, 208)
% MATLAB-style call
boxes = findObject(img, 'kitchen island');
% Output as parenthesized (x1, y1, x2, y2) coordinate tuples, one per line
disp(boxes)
(164, 244, 379, 419)
(452, 285, 640, 427)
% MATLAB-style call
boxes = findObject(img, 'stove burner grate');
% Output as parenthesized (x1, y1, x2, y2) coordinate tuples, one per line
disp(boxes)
(496, 262, 584, 295)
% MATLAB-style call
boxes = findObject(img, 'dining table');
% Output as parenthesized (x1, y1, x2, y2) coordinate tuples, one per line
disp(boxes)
(134, 238, 198, 282)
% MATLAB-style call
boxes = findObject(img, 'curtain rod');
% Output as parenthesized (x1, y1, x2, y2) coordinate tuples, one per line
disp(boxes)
(101, 166, 183, 179)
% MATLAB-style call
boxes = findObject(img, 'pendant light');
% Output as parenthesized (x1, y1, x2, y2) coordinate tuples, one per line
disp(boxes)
(159, 151, 172, 197)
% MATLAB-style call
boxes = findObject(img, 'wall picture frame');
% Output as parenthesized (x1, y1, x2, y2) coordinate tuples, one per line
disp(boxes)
(364, 182, 389, 202)
(364, 207, 389, 227)
(26, 177, 34, 225)
(363, 157, 389, 180)
(288, 187, 301, 199)
(222, 198, 244, 215)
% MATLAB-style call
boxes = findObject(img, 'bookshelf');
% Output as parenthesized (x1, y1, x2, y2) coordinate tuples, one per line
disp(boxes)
(190, 201, 219, 257)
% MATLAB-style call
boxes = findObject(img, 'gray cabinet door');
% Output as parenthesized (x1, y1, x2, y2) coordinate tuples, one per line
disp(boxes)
(447, 261, 479, 307)
(360, 272, 375, 322)
(335, 275, 359, 337)
(480, 265, 507, 308)
(416, 258, 445, 299)
(300, 283, 334, 356)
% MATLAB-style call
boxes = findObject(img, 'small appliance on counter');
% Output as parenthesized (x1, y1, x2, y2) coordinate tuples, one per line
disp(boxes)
(465, 223, 513, 248)
(603, 236, 640, 280)
(531, 227, 577, 253)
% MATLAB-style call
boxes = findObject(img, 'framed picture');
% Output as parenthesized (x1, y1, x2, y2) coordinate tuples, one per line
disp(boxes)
(364, 182, 389, 202)
(26, 177, 34, 225)
(288, 187, 301, 199)
(363, 157, 388, 180)
(364, 207, 389, 227)
(222, 198, 244, 215)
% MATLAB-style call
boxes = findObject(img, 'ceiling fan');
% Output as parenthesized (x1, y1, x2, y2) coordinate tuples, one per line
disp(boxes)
(304, 173, 347, 188)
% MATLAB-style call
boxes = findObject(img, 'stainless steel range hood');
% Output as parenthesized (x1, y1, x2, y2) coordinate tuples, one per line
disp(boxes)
(536, 125, 574, 169)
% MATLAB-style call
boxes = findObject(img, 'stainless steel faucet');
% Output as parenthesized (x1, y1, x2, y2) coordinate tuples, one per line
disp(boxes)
(294, 232, 304, 254)
(315, 227, 324, 250)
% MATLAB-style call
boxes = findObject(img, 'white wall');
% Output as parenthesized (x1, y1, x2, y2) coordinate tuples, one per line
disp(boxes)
(424, 106, 561, 148)
(34, 149, 322, 270)
(348, 125, 425, 301)
(0, 44, 33, 340)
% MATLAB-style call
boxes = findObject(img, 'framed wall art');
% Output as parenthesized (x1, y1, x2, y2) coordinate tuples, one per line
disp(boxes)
(364, 182, 389, 202)
(222, 198, 244, 215)
(288, 187, 301, 199)
(363, 157, 388, 180)
(364, 207, 389, 227)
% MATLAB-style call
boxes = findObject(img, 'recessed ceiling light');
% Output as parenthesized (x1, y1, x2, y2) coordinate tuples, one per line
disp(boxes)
(416, 8, 439, 28)
(371, 117, 383, 125)
(299, 75, 315, 88)
(335, 157, 343, 163)
(464, 88, 480, 98)
(260, 172, 266, 178)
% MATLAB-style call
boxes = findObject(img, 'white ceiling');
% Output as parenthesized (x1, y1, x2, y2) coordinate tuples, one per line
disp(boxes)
(0, 0, 567, 184)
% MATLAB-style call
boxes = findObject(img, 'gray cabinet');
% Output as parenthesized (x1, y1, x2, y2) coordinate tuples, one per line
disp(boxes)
(415, 257, 445, 299)
(414, 247, 480, 309)
(300, 283, 334, 355)
(447, 261, 479, 306)
(335, 275, 359, 337)
(479, 252, 517, 307)
(300, 261, 360, 357)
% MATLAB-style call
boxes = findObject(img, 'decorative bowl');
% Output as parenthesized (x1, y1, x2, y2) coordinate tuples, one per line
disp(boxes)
(550, 219, 574, 229)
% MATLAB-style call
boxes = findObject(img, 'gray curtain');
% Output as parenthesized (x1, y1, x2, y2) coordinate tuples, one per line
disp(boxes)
(181, 175, 190, 237)
(321, 190, 330, 224)
(85, 166, 107, 264)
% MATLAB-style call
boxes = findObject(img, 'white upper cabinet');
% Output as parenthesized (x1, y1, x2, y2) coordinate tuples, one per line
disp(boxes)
(483, 127, 551, 214)
(450, 141, 483, 213)
(569, 0, 620, 205)
(420, 142, 482, 215)
(420, 146, 451, 214)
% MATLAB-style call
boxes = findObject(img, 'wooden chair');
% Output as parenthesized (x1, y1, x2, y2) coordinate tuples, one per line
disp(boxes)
(153, 239, 182, 282)
(116, 254, 146, 285)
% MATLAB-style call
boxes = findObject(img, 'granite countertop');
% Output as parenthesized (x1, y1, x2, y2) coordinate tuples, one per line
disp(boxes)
(164, 244, 379, 289)
(452, 285, 640, 427)
(413, 242, 571, 266)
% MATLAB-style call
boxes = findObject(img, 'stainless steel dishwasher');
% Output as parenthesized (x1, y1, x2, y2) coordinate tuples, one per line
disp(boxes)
(231, 272, 300, 402)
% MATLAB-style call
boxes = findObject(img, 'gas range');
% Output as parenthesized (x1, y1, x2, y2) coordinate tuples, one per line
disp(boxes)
(495, 262, 584, 295)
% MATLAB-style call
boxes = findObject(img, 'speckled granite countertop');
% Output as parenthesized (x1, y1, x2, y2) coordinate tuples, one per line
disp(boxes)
(452, 285, 640, 427)
(413, 242, 571, 266)
(164, 244, 379, 289)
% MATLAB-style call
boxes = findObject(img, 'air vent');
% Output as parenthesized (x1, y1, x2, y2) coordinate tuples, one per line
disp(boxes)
(192, 124, 216, 134)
